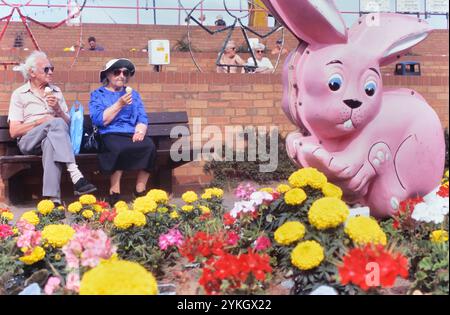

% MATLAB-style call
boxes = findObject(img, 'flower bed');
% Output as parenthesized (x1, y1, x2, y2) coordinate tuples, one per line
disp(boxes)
(0, 170, 448, 295)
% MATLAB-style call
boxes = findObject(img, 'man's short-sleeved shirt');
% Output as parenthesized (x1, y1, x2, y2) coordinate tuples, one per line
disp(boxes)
(8, 82, 69, 124)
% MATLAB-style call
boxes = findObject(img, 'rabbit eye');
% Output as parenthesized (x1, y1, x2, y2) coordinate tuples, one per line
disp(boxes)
(328, 74, 343, 91)
(364, 81, 377, 97)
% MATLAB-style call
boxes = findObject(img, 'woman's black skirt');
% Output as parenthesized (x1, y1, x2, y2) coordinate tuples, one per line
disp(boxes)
(98, 133, 156, 174)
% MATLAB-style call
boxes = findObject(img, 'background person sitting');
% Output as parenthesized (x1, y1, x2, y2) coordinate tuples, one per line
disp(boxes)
(216, 40, 246, 74)
(215, 15, 226, 28)
(271, 39, 288, 56)
(246, 43, 274, 74)
(87, 36, 105, 51)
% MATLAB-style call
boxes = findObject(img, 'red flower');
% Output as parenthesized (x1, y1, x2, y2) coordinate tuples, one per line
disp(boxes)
(223, 213, 236, 226)
(437, 185, 449, 198)
(226, 231, 240, 246)
(271, 191, 281, 200)
(99, 209, 117, 224)
(199, 251, 272, 295)
(338, 244, 409, 291)
(254, 236, 271, 251)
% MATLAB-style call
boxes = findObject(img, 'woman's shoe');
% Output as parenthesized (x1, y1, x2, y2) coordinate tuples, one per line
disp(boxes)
(133, 189, 146, 199)
(108, 192, 121, 207)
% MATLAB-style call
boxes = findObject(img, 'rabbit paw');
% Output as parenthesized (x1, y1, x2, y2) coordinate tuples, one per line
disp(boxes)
(368, 142, 393, 175)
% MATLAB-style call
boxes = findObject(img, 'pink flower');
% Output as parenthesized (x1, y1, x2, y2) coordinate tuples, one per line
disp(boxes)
(234, 183, 257, 200)
(65, 272, 80, 293)
(226, 231, 240, 246)
(254, 236, 271, 251)
(44, 277, 61, 295)
(159, 229, 184, 251)
(62, 225, 116, 270)
(0, 224, 14, 239)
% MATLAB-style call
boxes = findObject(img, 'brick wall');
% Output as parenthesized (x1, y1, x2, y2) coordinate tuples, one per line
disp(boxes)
(0, 71, 448, 192)
(1, 22, 448, 56)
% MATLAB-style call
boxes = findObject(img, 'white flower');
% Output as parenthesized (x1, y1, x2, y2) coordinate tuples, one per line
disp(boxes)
(230, 200, 256, 218)
(411, 196, 449, 225)
(249, 191, 273, 206)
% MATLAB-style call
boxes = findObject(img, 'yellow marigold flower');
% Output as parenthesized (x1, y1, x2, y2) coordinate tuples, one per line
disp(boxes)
(82, 210, 94, 219)
(20, 211, 40, 226)
(199, 206, 211, 214)
(113, 210, 134, 229)
(37, 200, 55, 216)
(202, 188, 224, 200)
(68, 202, 83, 214)
(308, 197, 349, 230)
(289, 168, 327, 189)
(114, 210, 146, 229)
(169, 211, 180, 219)
(133, 197, 157, 214)
(55, 253, 62, 261)
(321, 182, 343, 199)
(57, 206, 65, 211)
(79, 194, 97, 205)
(19, 246, 46, 265)
(79, 259, 158, 295)
(276, 184, 291, 194)
(274, 221, 306, 245)
(42, 225, 75, 248)
(259, 187, 274, 193)
(1, 211, 14, 221)
(158, 206, 169, 213)
(114, 201, 129, 213)
(430, 230, 449, 244)
(132, 211, 147, 227)
(345, 216, 387, 246)
(291, 240, 324, 270)
(182, 191, 198, 204)
(12, 228, 19, 235)
(93, 204, 105, 213)
(284, 188, 307, 206)
(146, 189, 169, 204)
(182, 205, 194, 212)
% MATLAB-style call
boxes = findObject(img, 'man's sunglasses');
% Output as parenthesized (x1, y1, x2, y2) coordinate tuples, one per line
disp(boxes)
(43, 66, 55, 74)
(256, 50, 264, 53)
(112, 69, 131, 77)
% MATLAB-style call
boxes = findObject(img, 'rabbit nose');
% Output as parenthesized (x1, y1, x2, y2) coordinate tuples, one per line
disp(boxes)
(343, 99, 363, 109)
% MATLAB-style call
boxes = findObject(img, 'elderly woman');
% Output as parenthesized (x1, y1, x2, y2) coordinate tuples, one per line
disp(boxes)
(247, 43, 274, 74)
(216, 40, 246, 74)
(89, 58, 156, 205)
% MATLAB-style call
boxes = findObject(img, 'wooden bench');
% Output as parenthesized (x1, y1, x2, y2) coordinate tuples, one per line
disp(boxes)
(0, 111, 192, 204)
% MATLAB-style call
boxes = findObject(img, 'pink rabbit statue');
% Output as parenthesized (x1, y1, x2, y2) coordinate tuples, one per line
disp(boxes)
(262, 0, 445, 218)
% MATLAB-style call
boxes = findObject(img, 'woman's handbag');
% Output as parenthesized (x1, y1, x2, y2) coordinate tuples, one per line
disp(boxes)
(80, 120, 101, 153)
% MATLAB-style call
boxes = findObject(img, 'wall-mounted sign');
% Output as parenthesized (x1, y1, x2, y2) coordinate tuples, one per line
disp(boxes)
(397, 0, 421, 12)
(361, 0, 391, 12)
(427, 0, 449, 13)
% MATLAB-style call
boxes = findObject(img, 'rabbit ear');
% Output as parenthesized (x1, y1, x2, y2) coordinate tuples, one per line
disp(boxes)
(350, 14, 432, 66)
(262, 0, 348, 45)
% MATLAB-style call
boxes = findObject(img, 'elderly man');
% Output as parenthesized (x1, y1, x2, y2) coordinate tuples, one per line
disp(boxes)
(216, 40, 246, 74)
(8, 51, 97, 205)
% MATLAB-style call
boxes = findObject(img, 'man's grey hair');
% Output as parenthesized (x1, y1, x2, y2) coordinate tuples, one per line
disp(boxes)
(15, 51, 48, 81)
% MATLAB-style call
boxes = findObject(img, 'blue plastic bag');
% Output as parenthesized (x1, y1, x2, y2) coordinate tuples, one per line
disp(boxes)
(69, 101, 84, 154)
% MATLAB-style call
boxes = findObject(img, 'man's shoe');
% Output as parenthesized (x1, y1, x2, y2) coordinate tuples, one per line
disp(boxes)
(74, 178, 97, 196)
